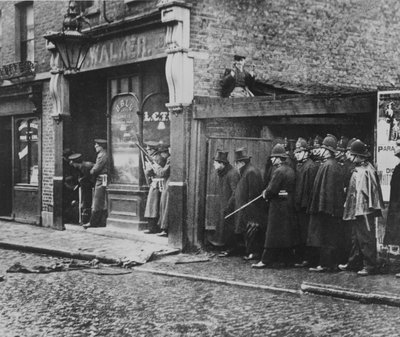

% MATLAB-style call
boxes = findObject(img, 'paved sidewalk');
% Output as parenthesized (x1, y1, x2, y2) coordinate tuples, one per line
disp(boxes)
(0, 221, 178, 265)
(1, 220, 400, 307)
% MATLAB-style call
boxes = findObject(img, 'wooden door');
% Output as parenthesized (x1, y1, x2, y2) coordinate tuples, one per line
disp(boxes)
(0, 118, 12, 216)
(205, 136, 273, 232)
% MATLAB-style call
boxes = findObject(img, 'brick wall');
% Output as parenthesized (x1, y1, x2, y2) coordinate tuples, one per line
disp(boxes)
(0, 1, 158, 72)
(41, 80, 54, 212)
(189, 0, 400, 97)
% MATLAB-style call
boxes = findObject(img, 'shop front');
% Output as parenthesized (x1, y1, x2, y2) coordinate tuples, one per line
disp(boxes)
(60, 15, 169, 232)
(0, 81, 42, 224)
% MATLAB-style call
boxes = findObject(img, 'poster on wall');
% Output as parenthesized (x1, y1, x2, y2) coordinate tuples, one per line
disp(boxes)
(376, 90, 400, 202)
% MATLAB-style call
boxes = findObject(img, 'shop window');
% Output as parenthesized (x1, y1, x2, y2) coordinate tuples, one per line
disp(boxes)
(17, 2, 34, 62)
(110, 94, 140, 185)
(16, 118, 39, 185)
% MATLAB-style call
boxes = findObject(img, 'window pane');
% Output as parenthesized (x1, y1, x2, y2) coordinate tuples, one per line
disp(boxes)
(26, 39, 34, 62)
(16, 118, 39, 185)
(17, 120, 29, 184)
(111, 95, 140, 185)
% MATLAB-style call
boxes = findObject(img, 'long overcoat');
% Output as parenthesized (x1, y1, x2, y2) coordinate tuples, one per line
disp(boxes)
(144, 153, 166, 219)
(295, 158, 319, 244)
(307, 157, 344, 247)
(264, 162, 297, 248)
(91, 149, 108, 213)
(156, 156, 171, 230)
(343, 162, 384, 221)
(295, 158, 319, 211)
(308, 157, 345, 217)
(384, 163, 400, 245)
(231, 162, 265, 234)
(208, 163, 240, 246)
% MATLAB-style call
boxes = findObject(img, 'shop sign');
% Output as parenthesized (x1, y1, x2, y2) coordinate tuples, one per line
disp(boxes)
(82, 27, 167, 71)
(376, 90, 400, 201)
(0, 61, 36, 81)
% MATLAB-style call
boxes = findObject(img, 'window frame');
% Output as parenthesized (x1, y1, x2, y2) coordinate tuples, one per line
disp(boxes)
(15, 1, 34, 63)
(14, 116, 39, 186)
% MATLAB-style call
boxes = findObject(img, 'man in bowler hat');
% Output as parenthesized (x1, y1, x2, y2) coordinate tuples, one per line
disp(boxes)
(84, 139, 108, 228)
(208, 150, 240, 256)
(227, 147, 265, 260)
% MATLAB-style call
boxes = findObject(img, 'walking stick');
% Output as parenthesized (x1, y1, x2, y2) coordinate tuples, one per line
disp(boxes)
(224, 194, 263, 219)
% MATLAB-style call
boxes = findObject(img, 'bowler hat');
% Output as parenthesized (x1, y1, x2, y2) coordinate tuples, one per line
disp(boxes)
(214, 151, 229, 164)
(234, 55, 246, 61)
(350, 139, 370, 157)
(337, 136, 349, 152)
(68, 153, 82, 162)
(294, 137, 308, 153)
(234, 147, 251, 161)
(321, 134, 337, 153)
(270, 143, 288, 158)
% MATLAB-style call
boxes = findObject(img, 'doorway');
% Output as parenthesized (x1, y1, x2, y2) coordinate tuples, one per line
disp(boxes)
(0, 117, 12, 217)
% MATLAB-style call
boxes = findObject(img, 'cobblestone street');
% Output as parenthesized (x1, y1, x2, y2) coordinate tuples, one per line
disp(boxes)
(1, 250, 400, 337)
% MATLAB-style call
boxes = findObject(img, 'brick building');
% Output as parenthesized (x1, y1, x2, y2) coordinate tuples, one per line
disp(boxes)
(0, 0, 399, 253)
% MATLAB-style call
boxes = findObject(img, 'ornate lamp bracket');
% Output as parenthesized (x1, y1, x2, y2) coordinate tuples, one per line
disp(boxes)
(158, 0, 193, 109)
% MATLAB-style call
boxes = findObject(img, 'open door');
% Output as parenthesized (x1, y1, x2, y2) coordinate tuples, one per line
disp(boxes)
(0, 117, 12, 217)
(205, 136, 273, 245)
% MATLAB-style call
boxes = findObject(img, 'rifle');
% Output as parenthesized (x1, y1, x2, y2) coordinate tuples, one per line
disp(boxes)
(224, 190, 288, 219)
(135, 142, 156, 166)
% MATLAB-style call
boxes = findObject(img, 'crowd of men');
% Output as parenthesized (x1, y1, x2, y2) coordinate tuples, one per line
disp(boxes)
(212, 134, 397, 277)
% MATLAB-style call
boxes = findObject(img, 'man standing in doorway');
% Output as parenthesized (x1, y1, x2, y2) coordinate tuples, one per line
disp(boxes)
(83, 139, 108, 229)
(68, 153, 94, 225)
(209, 150, 240, 256)
(339, 140, 384, 276)
(229, 147, 265, 260)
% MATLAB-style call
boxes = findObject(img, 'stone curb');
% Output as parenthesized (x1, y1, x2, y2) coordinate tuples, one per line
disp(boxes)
(301, 282, 400, 307)
(133, 266, 302, 295)
(0, 241, 180, 265)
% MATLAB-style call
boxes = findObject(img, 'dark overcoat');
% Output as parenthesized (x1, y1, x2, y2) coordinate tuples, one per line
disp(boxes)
(307, 157, 344, 248)
(208, 163, 240, 246)
(264, 162, 297, 248)
(295, 158, 319, 211)
(295, 158, 319, 245)
(308, 157, 345, 217)
(341, 160, 356, 189)
(384, 163, 400, 245)
(90, 149, 108, 213)
(231, 162, 265, 234)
